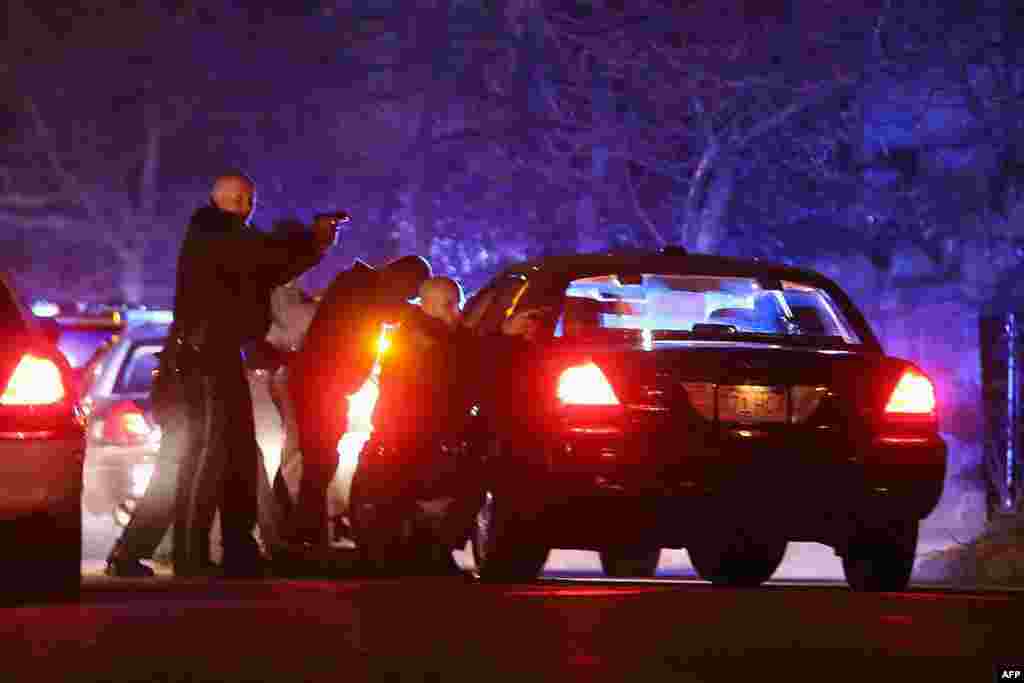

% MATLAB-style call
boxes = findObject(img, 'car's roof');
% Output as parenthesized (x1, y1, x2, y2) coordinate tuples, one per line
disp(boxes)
(496, 250, 836, 288)
(121, 322, 170, 343)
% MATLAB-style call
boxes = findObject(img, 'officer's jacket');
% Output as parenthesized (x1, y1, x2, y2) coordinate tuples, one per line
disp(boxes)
(171, 206, 324, 356)
(292, 261, 417, 407)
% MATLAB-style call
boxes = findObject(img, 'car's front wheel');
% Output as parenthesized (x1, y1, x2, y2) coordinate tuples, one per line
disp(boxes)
(688, 533, 787, 587)
(472, 492, 548, 583)
(599, 546, 661, 578)
(841, 520, 918, 592)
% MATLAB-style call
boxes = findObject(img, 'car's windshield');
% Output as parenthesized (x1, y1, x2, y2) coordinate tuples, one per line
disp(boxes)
(114, 343, 163, 394)
(554, 274, 862, 345)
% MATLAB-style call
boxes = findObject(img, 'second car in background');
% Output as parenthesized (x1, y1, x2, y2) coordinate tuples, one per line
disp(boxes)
(81, 323, 165, 525)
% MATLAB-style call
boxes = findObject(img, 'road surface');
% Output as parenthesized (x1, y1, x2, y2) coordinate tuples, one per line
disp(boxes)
(0, 575, 1018, 683)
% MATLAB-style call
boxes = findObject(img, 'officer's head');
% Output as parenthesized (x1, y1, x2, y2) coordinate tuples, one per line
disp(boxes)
(380, 255, 432, 302)
(211, 172, 256, 223)
(419, 277, 463, 329)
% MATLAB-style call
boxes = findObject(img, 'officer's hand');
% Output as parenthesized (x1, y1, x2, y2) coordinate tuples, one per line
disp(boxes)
(502, 307, 551, 338)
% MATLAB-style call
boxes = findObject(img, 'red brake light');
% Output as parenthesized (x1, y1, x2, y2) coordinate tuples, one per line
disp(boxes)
(557, 362, 620, 406)
(884, 370, 936, 415)
(1, 354, 66, 406)
(102, 401, 152, 444)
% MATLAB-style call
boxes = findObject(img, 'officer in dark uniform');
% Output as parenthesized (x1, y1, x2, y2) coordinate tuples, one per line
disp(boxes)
(285, 254, 432, 549)
(169, 172, 341, 577)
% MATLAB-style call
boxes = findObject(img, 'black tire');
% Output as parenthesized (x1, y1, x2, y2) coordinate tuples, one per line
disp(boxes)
(689, 533, 787, 587)
(600, 547, 661, 578)
(842, 521, 918, 592)
(472, 492, 548, 583)
(0, 506, 81, 605)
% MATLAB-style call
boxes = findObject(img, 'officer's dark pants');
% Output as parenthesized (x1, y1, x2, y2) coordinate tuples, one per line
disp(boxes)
(173, 349, 262, 575)
(288, 372, 348, 545)
(108, 405, 189, 562)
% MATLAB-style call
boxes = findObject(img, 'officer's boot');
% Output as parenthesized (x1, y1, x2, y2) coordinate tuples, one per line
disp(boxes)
(105, 537, 156, 578)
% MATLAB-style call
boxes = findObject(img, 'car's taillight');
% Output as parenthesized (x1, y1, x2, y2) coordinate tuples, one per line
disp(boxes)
(884, 369, 936, 416)
(0, 354, 66, 406)
(557, 362, 620, 406)
(100, 400, 153, 445)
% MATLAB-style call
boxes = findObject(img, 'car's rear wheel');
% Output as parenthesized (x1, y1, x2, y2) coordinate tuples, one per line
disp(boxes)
(688, 533, 787, 587)
(841, 520, 918, 592)
(599, 546, 661, 578)
(472, 492, 548, 583)
(0, 505, 81, 605)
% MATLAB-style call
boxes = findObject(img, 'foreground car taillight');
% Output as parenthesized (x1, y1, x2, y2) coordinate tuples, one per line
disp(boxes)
(557, 362, 620, 406)
(884, 369, 936, 416)
(1, 354, 66, 406)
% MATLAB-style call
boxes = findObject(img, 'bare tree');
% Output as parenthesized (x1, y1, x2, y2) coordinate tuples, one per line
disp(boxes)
(0, 94, 194, 303)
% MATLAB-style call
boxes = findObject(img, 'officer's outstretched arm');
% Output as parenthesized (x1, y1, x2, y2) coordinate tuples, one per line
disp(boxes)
(215, 231, 327, 290)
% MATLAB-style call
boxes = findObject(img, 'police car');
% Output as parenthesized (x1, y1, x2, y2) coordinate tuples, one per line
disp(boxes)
(462, 248, 947, 591)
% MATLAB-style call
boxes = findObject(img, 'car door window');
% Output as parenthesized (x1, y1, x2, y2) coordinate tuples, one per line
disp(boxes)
(114, 344, 163, 394)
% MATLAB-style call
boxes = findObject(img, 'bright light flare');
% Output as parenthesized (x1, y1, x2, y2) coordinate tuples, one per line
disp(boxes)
(1, 354, 65, 405)
(884, 370, 936, 415)
(132, 462, 155, 498)
(557, 362, 620, 405)
(347, 377, 379, 432)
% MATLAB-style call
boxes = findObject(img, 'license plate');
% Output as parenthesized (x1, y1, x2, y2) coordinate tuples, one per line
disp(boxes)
(718, 385, 787, 424)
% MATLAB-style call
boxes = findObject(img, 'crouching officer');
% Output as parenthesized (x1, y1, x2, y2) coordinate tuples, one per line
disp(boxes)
(349, 277, 479, 575)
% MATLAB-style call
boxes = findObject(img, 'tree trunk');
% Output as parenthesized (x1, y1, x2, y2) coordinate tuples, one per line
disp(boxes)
(682, 143, 735, 254)
(119, 247, 146, 304)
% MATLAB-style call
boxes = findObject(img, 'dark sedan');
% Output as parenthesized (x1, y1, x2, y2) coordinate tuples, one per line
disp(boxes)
(463, 248, 947, 591)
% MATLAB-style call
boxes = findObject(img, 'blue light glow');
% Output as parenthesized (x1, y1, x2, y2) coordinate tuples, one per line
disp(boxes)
(32, 301, 60, 317)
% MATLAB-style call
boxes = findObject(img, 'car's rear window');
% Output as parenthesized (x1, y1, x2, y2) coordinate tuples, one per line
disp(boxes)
(554, 274, 861, 345)
(114, 343, 163, 394)
(57, 327, 120, 368)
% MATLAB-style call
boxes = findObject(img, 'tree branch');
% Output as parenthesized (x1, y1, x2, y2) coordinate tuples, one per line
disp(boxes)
(624, 164, 666, 247)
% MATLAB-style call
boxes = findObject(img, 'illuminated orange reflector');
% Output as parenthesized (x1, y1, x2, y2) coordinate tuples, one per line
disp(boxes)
(557, 362, 619, 405)
(884, 370, 935, 415)
(1, 354, 65, 405)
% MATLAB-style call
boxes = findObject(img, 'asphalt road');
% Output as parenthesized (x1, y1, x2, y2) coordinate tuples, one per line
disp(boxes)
(0, 576, 1019, 683)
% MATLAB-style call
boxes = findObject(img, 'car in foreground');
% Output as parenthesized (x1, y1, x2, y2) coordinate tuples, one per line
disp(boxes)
(462, 248, 947, 591)
(0, 274, 86, 603)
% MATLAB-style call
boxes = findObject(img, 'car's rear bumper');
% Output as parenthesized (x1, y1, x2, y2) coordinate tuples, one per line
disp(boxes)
(0, 435, 85, 520)
(522, 427, 946, 550)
